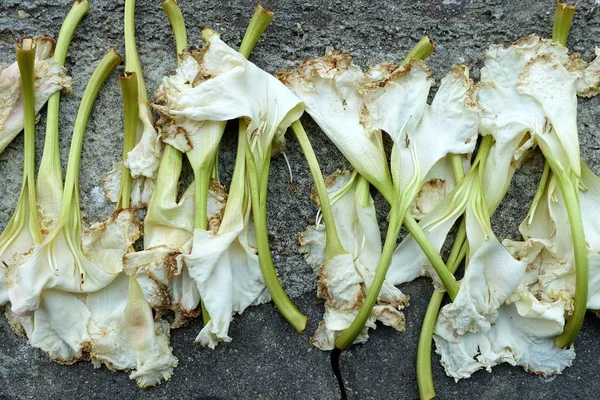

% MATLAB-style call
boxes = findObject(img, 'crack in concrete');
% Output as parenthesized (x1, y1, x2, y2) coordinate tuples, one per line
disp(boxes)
(330, 349, 347, 400)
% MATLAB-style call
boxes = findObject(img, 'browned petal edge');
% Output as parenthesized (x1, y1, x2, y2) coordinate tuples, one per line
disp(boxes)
(524, 365, 562, 376)
(275, 69, 297, 86)
(374, 307, 406, 332)
(277, 49, 356, 87)
(5, 246, 36, 289)
(53, 340, 92, 365)
(512, 34, 541, 49)
(4, 308, 26, 337)
(171, 306, 202, 329)
(190, 34, 216, 87)
(449, 64, 480, 111)
(112, 207, 143, 239)
(154, 111, 193, 151)
(32, 36, 56, 58)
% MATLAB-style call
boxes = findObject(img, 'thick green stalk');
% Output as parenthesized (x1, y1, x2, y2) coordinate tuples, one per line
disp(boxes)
(416, 147, 471, 399)
(58, 50, 122, 223)
(375, 183, 461, 298)
(401, 36, 436, 66)
(552, 2, 575, 47)
(536, 141, 587, 348)
(38, 0, 89, 206)
(403, 216, 460, 299)
(451, 155, 466, 183)
(335, 193, 404, 349)
(162, 0, 187, 60)
(245, 135, 307, 332)
(417, 239, 467, 400)
(124, 0, 147, 101)
(291, 120, 346, 259)
(15, 40, 42, 245)
(239, 4, 274, 59)
(194, 165, 212, 231)
(117, 72, 139, 209)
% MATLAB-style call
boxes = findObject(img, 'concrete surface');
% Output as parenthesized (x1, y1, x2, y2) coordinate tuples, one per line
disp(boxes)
(0, 0, 599, 399)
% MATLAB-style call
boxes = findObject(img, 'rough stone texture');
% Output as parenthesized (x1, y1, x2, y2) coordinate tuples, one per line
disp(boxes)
(0, 0, 599, 399)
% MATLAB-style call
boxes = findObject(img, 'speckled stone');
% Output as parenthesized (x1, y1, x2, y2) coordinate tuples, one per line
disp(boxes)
(0, 0, 599, 399)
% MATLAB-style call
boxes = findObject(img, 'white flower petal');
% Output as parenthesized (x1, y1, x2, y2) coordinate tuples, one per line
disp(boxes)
(434, 304, 574, 380)
(18, 290, 90, 364)
(87, 274, 177, 387)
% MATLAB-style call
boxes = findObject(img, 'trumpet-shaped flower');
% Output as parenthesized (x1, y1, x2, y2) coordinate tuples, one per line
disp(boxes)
(299, 171, 407, 349)
(390, 36, 592, 289)
(124, 169, 227, 325)
(8, 209, 141, 316)
(478, 36, 587, 201)
(0, 37, 73, 154)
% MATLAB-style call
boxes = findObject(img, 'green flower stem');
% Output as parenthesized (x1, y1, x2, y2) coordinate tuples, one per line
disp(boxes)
(527, 161, 551, 225)
(354, 174, 371, 208)
(552, 2, 575, 47)
(417, 239, 467, 400)
(162, 0, 187, 61)
(149, 145, 182, 213)
(58, 50, 122, 225)
(451, 154, 466, 183)
(38, 0, 89, 206)
(416, 146, 471, 399)
(159, 1, 213, 324)
(335, 193, 404, 349)
(403, 216, 459, 299)
(239, 4, 274, 59)
(245, 130, 307, 333)
(117, 72, 139, 209)
(291, 120, 346, 259)
(149, 0, 187, 218)
(417, 289, 443, 400)
(124, 0, 148, 101)
(194, 164, 212, 231)
(536, 140, 587, 348)
(446, 219, 466, 269)
(401, 36, 436, 66)
(16, 40, 42, 244)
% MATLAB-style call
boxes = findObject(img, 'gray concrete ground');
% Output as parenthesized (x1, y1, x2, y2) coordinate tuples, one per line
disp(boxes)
(0, 0, 599, 399)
